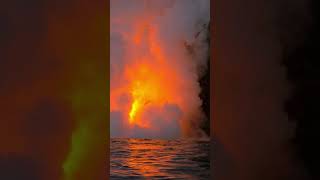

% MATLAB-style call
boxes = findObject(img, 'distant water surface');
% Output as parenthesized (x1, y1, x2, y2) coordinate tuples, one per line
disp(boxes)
(110, 138, 210, 179)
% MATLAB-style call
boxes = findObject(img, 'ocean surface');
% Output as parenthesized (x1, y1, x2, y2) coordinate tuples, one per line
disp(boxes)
(110, 138, 210, 180)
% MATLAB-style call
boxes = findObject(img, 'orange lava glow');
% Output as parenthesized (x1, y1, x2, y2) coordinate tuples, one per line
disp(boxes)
(111, 19, 184, 131)
(111, 0, 210, 139)
(125, 61, 177, 128)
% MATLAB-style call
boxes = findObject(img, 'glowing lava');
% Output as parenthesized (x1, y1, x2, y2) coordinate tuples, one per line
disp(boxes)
(126, 63, 165, 128)
(111, 17, 187, 135)
(110, 0, 210, 138)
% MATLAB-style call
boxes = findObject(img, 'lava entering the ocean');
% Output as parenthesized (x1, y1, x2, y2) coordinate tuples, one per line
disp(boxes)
(111, 0, 210, 138)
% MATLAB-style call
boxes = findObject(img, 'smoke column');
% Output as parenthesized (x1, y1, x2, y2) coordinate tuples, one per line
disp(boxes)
(111, 0, 210, 139)
(0, 0, 107, 179)
(213, 0, 311, 179)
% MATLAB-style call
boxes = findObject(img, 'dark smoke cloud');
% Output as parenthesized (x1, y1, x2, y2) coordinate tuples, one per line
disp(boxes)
(0, 0, 107, 179)
(213, 0, 312, 179)
(0, 0, 49, 92)
(280, 0, 320, 179)
(0, 155, 41, 180)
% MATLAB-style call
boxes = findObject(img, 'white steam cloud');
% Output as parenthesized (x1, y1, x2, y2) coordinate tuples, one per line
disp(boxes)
(110, 0, 210, 139)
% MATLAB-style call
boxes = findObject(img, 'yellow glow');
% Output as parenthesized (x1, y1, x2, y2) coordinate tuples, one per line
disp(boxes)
(129, 100, 141, 123)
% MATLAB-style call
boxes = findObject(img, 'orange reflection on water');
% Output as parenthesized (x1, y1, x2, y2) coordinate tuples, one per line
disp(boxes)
(111, 138, 210, 179)
(126, 139, 172, 177)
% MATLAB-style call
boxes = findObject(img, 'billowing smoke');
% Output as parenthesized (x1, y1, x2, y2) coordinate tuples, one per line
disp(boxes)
(1, 0, 108, 179)
(213, 0, 312, 179)
(111, 0, 210, 139)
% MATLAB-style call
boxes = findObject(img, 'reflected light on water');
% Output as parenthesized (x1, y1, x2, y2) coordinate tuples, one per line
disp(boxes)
(111, 138, 210, 179)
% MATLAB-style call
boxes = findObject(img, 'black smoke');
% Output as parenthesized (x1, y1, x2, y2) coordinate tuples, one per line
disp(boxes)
(199, 21, 210, 136)
(281, 0, 320, 179)
(213, 0, 312, 179)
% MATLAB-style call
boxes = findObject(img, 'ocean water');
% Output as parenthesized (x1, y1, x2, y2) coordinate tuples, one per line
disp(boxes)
(110, 138, 210, 180)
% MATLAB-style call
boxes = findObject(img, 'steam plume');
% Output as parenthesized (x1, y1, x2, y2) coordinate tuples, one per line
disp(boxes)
(110, 0, 210, 138)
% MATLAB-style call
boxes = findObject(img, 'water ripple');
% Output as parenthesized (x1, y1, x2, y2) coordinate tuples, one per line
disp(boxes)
(111, 138, 210, 179)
